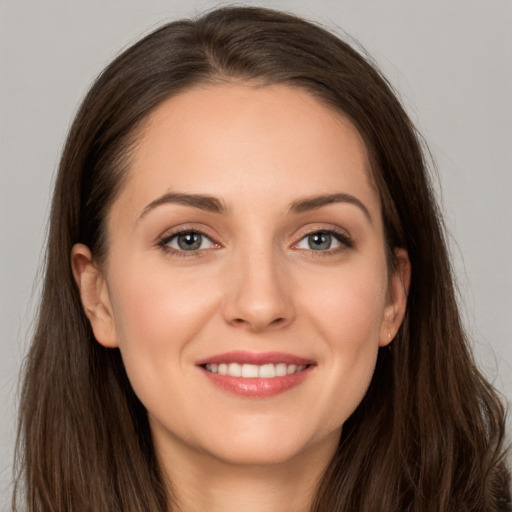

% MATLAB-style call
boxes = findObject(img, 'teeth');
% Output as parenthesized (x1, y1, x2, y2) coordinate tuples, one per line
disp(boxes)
(228, 363, 242, 377)
(259, 364, 275, 378)
(287, 364, 297, 375)
(205, 362, 308, 378)
(275, 363, 287, 377)
(241, 364, 259, 378)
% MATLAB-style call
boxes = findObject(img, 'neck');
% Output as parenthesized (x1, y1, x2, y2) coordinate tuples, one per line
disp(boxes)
(155, 432, 339, 512)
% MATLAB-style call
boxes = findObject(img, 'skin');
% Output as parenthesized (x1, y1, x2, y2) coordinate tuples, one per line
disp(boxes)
(72, 83, 410, 512)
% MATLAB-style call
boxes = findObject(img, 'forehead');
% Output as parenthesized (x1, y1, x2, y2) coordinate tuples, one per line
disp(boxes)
(116, 83, 378, 218)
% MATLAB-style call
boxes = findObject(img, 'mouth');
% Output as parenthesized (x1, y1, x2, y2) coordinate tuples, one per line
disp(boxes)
(197, 351, 315, 398)
(203, 362, 308, 378)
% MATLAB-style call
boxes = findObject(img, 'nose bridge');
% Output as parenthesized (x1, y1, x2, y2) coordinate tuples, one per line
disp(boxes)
(222, 239, 294, 331)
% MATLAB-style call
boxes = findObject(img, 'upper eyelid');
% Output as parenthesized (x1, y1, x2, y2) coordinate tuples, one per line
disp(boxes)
(291, 224, 351, 241)
(157, 224, 219, 243)
(160, 230, 213, 243)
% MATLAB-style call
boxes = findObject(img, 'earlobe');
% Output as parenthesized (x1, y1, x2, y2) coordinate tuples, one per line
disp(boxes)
(379, 248, 411, 347)
(71, 243, 119, 348)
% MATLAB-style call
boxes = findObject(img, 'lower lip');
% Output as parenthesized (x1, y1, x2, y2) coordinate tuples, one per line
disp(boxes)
(200, 366, 314, 398)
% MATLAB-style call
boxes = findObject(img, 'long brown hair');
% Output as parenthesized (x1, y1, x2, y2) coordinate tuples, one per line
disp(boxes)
(14, 7, 510, 511)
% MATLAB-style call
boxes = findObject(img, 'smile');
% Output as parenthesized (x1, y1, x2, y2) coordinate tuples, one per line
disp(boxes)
(204, 362, 307, 378)
(198, 352, 315, 398)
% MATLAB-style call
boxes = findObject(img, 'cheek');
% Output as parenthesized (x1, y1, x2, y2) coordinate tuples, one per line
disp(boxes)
(302, 262, 387, 346)
(105, 258, 222, 397)
(109, 257, 220, 343)
(296, 263, 387, 425)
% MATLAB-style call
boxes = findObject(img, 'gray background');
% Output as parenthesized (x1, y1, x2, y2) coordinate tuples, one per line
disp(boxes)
(1, 0, 511, 506)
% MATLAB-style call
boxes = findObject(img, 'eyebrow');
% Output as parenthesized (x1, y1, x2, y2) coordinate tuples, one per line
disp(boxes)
(139, 192, 227, 219)
(289, 193, 372, 222)
(139, 191, 371, 222)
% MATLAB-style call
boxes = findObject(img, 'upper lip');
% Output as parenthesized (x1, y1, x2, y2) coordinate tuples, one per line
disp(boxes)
(196, 351, 314, 366)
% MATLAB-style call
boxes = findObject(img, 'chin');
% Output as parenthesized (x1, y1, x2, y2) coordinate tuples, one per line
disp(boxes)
(201, 421, 340, 468)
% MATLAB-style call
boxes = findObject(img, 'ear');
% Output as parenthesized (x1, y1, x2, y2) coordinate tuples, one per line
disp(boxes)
(379, 247, 411, 347)
(71, 243, 119, 348)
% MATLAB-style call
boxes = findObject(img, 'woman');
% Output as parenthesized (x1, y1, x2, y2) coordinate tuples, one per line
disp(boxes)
(14, 6, 510, 511)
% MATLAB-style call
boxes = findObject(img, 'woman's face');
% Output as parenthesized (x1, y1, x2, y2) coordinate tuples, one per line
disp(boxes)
(74, 83, 409, 468)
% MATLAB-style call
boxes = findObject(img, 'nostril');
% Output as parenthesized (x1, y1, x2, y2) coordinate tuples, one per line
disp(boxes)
(230, 316, 287, 330)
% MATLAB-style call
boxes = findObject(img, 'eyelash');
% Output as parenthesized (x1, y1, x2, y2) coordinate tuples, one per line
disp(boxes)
(157, 228, 218, 258)
(294, 228, 353, 254)
(156, 227, 353, 257)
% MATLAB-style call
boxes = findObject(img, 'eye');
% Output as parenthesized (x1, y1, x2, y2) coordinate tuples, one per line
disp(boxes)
(294, 230, 352, 251)
(160, 231, 217, 252)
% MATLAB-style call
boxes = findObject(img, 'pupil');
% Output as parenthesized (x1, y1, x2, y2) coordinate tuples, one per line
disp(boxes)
(178, 233, 202, 250)
(308, 233, 331, 250)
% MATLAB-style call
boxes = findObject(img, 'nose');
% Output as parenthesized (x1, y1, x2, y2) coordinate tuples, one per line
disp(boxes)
(222, 249, 295, 332)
